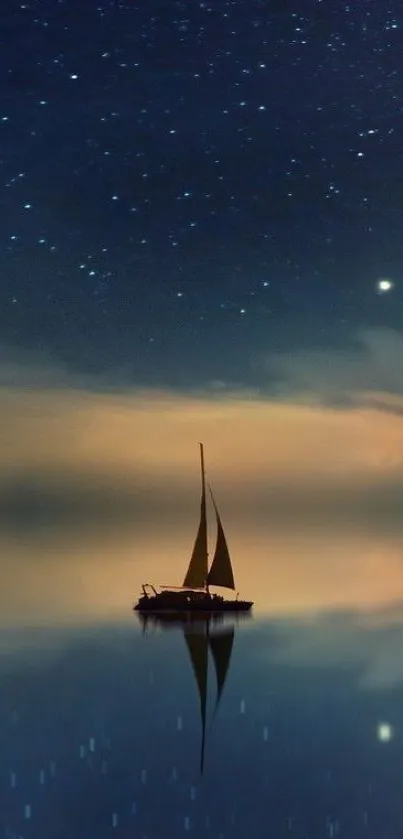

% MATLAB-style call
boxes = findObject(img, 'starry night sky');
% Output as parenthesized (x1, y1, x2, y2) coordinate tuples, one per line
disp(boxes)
(4, 12, 403, 835)
(1, 0, 402, 388)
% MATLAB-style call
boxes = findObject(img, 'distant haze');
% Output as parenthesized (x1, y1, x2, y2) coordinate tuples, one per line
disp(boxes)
(1, 342, 403, 628)
(0, 363, 402, 526)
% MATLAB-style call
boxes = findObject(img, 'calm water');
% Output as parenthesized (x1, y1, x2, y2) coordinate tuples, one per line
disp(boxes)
(2, 523, 403, 838)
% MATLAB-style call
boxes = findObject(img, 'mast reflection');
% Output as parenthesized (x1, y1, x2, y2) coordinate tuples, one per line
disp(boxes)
(137, 612, 250, 774)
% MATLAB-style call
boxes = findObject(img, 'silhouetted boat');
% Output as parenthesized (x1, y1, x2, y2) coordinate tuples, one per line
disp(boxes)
(134, 443, 253, 614)
(142, 613, 235, 774)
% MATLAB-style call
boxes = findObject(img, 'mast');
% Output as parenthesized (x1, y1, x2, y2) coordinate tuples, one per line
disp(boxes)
(199, 442, 210, 595)
(200, 441, 206, 493)
(183, 443, 208, 590)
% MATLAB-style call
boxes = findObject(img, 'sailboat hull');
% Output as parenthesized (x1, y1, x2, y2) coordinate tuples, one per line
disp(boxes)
(133, 590, 253, 614)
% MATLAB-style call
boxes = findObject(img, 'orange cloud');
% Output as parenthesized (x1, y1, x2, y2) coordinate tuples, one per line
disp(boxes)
(1, 385, 403, 487)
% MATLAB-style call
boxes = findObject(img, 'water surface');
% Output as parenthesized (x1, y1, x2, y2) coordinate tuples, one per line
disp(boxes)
(1, 523, 403, 838)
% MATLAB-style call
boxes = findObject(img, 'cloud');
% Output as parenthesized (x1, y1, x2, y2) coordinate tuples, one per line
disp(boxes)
(257, 605, 403, 690)
(0, 335, 401, 536)
(0, 345, 90, 390)
(2, 341, 403, 630)
(262, 327, 403, 407)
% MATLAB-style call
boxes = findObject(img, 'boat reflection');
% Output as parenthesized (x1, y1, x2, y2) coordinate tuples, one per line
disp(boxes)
(137, 609, 252, 631)
(138, 612, 247, 774)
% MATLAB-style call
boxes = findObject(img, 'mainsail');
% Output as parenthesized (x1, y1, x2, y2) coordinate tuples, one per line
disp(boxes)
(207, 486, 236, 590)
(183, 443, 208, 589)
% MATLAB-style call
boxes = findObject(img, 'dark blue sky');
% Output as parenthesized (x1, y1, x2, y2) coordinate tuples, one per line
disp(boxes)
(0, 0, 401, 385)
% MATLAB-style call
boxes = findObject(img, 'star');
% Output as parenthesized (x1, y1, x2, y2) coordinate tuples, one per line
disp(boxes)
(0, 0, 400, 389)
(377, 722, 394, 742)
(376, 278, 394, 293)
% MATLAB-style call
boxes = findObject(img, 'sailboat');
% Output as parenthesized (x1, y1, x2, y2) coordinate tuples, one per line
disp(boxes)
(140, 613, 235, 774)
(133, 443, 253, 613)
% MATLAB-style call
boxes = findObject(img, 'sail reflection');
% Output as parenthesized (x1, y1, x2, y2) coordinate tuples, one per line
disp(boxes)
(139, 613, 240, 774)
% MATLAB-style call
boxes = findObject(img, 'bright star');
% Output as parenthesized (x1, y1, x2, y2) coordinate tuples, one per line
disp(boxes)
(376, 278, 394, 293)
(377, 722, 393, 742)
